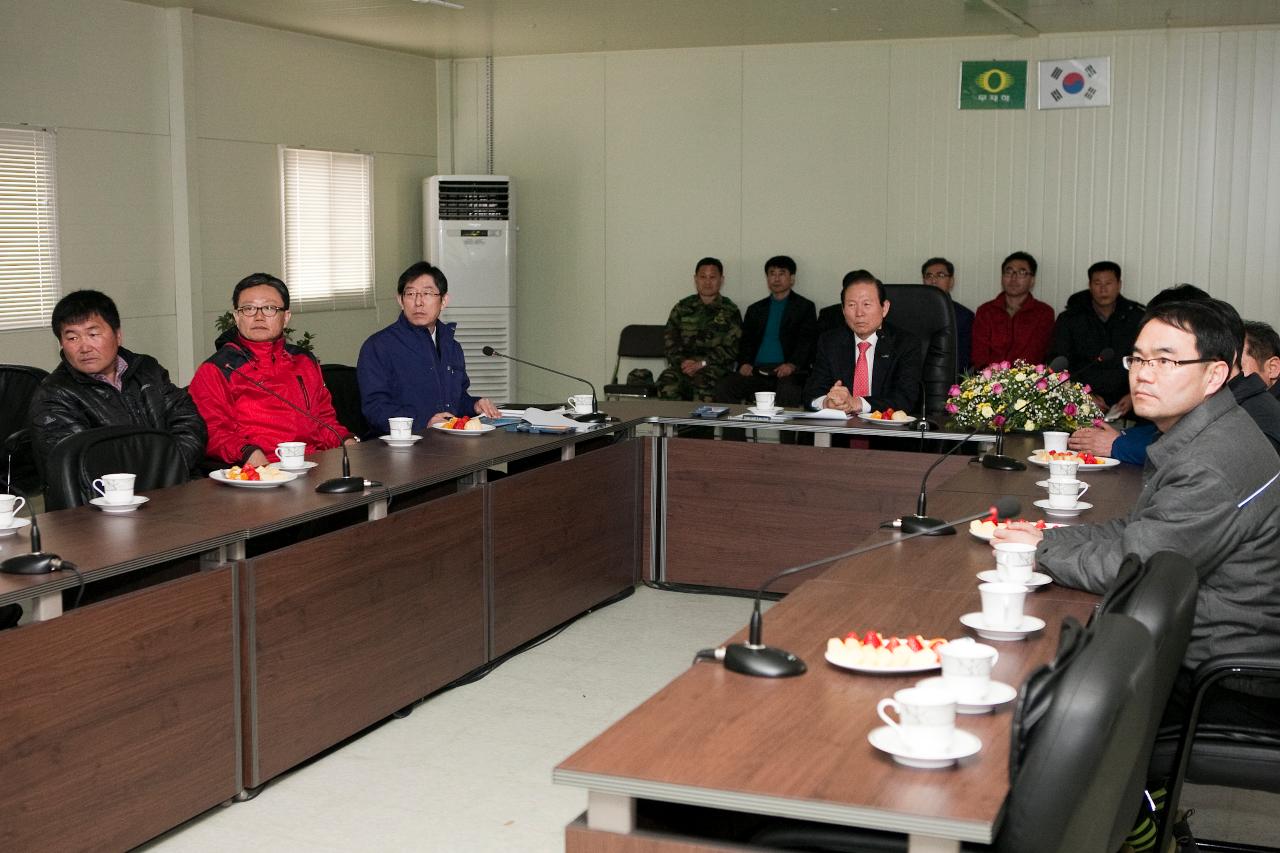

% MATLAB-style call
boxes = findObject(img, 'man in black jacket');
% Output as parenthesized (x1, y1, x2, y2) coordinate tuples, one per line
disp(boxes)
(714, 255, 817, 407)
(1047, 260, 1145, 416)
(803, 270, 922, 414)
(27, 290, 207, 477)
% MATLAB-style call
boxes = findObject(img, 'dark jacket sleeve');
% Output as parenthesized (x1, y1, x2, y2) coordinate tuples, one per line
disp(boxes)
(357, 333, 399, 437)
(802, 330, 843, 406)
(787, 296, 819, 371)
(737, 300, 764, 367)
(663, 304, 684, 369)
(157, 370, 208, 470)
(188, 361, 255, 465)
(26, 381, 88, 476)
(863, 330, 923, 413)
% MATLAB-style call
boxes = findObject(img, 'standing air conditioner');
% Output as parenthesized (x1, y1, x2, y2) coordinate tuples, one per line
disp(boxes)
(425, 175, 515, 401)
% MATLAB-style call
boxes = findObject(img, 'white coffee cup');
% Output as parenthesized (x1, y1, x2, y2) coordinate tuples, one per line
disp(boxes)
(1046, 478, 1089, 508)
(1048, 459, 1079, 481)
(0, 493, 26, 526)
(275, 441, 307, 469)
(92, 473, 136, 506)
(754, 391, 777, 410)
(979, 582, 1027, 629)
(876, 685, 957, 754)
(1042, 431, 1069, 453)
(939, 640, 1000, 703)
(994, 541, 1038, 583)
(388, 417, 413, 439)
(567, 394, 593, 414)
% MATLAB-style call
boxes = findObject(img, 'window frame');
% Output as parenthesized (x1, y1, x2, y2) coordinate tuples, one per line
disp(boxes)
(0, 125, 62, 332)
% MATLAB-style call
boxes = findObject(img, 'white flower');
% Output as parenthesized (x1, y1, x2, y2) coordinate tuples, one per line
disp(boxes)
(1013, 398, 1028, 411)
(980, 404, 995, 419)
(1024, 420, 1036, 431)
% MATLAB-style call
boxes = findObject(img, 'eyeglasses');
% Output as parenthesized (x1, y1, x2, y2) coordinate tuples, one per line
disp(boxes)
(1122, 355, 1218, 372)
(235, 305, 284, 318)
(402, 290, 442, 302)
(923, 272, 952, 281)
(1001, 269, 1033, 279)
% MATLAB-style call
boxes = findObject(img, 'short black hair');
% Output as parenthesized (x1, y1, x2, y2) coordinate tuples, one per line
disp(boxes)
(398, 261, 448, 296)
(1087, 260, 1122, 279)
(1002, 251, 1038, 276)
(1244, 320, 1280, 363)
(233, 273, 290, 309)
(695, 257, 723, 275)
(1147, 283, 1211, 308)
(840, 270, 886, 304)
(764, 255, 796, 275)
(1141, 298, 1243, 370)
(51, 290, 121, 338)
(921, 257, 954, 277)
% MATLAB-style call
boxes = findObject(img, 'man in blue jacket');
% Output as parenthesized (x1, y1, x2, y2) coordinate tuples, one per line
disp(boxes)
(358, 262, 500, 435)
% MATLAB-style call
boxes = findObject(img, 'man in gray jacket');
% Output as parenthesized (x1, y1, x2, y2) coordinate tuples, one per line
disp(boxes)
(995, 298, 1280, 724)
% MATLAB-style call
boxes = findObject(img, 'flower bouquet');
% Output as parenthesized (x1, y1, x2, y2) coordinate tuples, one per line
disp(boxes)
(945, 360, 1103, 432)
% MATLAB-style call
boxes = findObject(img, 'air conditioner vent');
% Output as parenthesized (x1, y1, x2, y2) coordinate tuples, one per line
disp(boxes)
(436, 180, 510, 221)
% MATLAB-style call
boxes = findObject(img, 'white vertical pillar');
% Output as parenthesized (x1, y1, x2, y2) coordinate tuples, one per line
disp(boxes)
(165, 7, 204, 383)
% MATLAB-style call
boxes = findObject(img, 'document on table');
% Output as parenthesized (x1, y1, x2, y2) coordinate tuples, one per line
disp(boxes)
(790, 408, 852, 420)
(505, 407, 585, 430)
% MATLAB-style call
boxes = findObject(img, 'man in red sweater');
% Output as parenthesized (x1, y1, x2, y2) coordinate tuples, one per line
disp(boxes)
(971, 251, 1055, 369)
(189, 273, 354, 467)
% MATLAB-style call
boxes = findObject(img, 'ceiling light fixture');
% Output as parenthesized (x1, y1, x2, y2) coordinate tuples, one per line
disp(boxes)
(413, 0, 464, 9)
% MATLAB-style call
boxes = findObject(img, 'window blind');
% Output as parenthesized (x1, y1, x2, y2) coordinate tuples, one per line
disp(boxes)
(0, 127, 61, 332)
(280, 147, 373, 311)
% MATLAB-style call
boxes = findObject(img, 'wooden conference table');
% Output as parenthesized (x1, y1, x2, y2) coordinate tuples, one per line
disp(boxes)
(0, 402, 1137, 852)
(555, 431, 1144, 853)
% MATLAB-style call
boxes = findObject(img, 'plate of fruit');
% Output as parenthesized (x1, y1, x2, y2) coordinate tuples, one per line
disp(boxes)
(825, 631, 947, 673)
(210, 464, 298, 488)
(1027, 449, 1120, 469)
(857, 408, 915, 426)
(432, 416, 495, 436)
(969, 517, 1066, 541)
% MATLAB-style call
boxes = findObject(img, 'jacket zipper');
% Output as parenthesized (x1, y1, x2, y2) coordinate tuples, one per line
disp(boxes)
(296, 376, 311, 411)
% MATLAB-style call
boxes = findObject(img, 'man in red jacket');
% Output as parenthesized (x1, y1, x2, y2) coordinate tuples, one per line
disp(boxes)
(971, 251, 1055, 368)
(189, 273, 354, 467)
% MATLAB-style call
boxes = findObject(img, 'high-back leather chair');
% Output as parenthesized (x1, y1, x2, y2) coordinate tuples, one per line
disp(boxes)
(0, 364, 50, 494)
(883, 285, 957, 423)
(603, 324, 665, 400)
(43, 426, 189, 510)
(320, 363, 370, 440)
(751, 614, 1161, 853)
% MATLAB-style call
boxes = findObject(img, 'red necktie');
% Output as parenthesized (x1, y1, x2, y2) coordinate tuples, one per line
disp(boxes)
(852, 341, 871, 397)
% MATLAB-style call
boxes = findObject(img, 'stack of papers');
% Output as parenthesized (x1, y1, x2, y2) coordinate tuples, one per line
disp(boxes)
(498, 407, 587, 431)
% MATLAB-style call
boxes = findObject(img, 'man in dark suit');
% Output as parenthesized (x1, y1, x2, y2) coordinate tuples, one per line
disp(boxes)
(714, 255, 818, 407)
(803, 270, 923, 414)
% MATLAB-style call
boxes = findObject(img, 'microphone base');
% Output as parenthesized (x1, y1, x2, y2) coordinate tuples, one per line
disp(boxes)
(897, 515, 957, 536)
(0, 552, 59, 575)
(723, 643, 807, 678)
(316, 476, 366, 494)
(982, 453, 1027, 471)
(571, 412, 609, 423)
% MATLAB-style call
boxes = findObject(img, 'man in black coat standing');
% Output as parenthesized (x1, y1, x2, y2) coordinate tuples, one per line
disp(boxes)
(803, 270, 923, 415)
(715, 255, 817, 408)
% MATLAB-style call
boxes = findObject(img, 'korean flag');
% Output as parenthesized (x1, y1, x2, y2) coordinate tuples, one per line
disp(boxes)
(1038, 57, 1111, 109)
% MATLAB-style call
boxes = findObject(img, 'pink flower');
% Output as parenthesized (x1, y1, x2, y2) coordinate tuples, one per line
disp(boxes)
(991, 382, 1003, 394)
(948, 385, 962, 397)
(1035, 379, 1048, 391)
(945, 402, 959, 414)
(981, 367, 993, 379)
(1092, 417, 1105, 427)
(993, 414, 1007, 427)
(1064, 403, 1078, 416)
(999, 361, 1011, 370)
(1082, 384, 1091, 394)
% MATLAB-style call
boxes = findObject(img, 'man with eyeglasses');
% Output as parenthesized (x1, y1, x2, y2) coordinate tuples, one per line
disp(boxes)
(357, 261, 499, 436)
(995, 297, 1280, 726)
(27, 289, 208, 477)
(921, 257, 974, 373)
(190, 273, 354, 467)
(971, 251, 1055, 368)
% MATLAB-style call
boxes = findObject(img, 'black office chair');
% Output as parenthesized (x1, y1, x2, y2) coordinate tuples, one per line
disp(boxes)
(602, 325, 665, 400)
(320, 363, 371, 440)
(43, 426, 189, 510)
(0, 364, 49, 495)
(882, 285, 957, 424)
(752, 614, 1160, 853)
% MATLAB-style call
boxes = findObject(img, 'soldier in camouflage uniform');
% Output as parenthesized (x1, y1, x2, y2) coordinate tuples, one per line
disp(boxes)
(658, 257, 743, 401)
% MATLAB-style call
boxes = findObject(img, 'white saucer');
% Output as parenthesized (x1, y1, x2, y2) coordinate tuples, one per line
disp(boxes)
(747, 406, 783, 416)
(959, 612, 1046, 642)
(0, 516, 33, 537)
(867, 726, 982, 768)
(90, 495, 149, 514)
(271, 460, 317, 473)
(976, 569, 1053, 589)
(916, 677, 1018, 714)
(380, 434, 423, 448)
(1034, 498, 1092, 518)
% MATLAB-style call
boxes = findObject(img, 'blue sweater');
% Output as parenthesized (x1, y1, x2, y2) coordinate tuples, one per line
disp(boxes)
(357, 312, 479, 435)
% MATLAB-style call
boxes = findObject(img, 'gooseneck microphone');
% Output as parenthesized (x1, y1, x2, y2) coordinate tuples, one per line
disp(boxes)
(223, 363, 367, 494)
(481, 346, 608, 423)
(896, 423, 986, 535)
(716, 496, 1022, 678)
